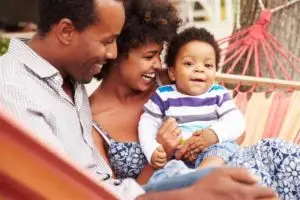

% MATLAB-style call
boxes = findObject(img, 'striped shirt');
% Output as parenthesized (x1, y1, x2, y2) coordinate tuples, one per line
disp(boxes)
(139, 84, 245, 163)
(0, 38, 145, 200)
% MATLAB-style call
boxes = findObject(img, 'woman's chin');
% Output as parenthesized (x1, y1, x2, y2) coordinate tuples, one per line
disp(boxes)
(136, 83, 156, 93)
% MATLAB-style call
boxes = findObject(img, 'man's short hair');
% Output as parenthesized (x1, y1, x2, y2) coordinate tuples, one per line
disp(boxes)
(38, 0, 101, 35)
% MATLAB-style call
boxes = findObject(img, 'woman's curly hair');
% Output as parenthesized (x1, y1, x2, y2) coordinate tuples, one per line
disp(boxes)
(95, 0, 181, 80)
(165, 27, 221, 70)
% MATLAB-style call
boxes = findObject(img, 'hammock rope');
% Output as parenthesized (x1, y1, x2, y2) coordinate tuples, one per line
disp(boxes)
(216, 0, 300, 146)
(271, 0, 300, 13)
(219, 7, 300, 92)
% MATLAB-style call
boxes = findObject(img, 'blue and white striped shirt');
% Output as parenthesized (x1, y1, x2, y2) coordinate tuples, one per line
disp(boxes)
(139, 84, 245, 163)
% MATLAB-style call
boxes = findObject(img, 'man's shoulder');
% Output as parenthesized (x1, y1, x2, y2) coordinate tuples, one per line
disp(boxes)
(0, 54, 42, 95)
(0, 53, 27, 79)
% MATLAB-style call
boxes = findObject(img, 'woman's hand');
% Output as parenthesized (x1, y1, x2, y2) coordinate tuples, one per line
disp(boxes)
(175, 129, 219, 162)
(156, 117, 181, 159)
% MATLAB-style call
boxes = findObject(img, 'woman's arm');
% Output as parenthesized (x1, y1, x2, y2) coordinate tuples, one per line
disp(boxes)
(135, 164, 156, 185)
(92, 128, 115, 178)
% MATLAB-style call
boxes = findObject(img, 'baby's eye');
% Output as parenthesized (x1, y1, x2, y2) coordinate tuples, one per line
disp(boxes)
(205, 64, 214, 68)
(184, 61, 194, 66)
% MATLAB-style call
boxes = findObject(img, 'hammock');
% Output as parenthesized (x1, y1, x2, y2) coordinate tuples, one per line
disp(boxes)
(0, 111, 117, 200)
(216, 0, 300, 147)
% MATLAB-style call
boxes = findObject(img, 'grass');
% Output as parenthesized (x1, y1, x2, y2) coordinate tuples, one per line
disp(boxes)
(0, 36, 10, 56)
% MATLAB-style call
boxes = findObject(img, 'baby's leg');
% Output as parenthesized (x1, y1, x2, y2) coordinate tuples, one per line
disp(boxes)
(195, 141, 239, 169)
(148, 160, 195, 184)
(196, 156, 226, 169)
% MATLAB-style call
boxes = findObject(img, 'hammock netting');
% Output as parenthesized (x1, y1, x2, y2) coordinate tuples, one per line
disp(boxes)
(215, 1, 300, 146)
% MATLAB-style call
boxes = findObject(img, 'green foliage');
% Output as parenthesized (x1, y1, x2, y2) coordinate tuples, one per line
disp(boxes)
(0, 36, 10, 56)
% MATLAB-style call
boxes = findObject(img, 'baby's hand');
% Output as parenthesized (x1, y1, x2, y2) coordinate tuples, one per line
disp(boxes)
(151, 146, 167, 169)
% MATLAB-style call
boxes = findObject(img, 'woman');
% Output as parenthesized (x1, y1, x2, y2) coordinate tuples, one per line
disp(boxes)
(90, 0, 181, 184)
(90, 0, 300, 198)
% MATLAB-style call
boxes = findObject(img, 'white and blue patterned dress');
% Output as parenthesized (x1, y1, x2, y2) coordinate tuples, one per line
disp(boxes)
(93, 121, 148, 179)
(228, 139, 300, 200)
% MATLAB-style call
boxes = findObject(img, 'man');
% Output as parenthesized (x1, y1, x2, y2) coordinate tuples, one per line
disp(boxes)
(0, 0, 275, 200)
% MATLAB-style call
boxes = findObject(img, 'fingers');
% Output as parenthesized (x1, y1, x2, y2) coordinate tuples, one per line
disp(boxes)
(156, 146, 165, 152)
(158, 117, 177, 136)
(183, 150, 192, 160)
(155, 146, 167, 158)
(151, 147, 167, 169)
(166, 122, 179, 137)
(194, 168, 275, 200)
(152, 160, 167, 169)
(193, 130, 202, 136)
(173, 127, 181, 137)
(227, 182, 275, 200)
(189, 141, 205, 154)
(249, 185, 275, 199)
(225, 168, 260, 185)
(187, 153, 197, 162)
(155, 151, 167, 160)
(175, 145, 188, 160)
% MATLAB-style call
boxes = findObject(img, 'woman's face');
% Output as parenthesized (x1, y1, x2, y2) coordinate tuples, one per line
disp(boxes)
(118, 42, 163, 92)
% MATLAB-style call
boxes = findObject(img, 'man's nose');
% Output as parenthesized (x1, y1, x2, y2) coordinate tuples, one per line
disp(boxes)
(106, 42, 117, 60)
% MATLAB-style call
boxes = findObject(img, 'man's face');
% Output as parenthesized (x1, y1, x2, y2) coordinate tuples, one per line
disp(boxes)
(66, 1, 125, 83)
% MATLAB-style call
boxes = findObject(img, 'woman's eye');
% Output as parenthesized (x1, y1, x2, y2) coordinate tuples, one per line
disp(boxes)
(144, 55, 154, 60)
(102, 39, 114, 46)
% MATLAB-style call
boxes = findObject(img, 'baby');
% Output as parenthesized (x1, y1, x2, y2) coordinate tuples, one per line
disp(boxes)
(139, 27, 245, 181)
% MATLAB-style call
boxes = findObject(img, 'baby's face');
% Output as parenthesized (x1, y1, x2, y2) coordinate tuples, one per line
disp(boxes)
(168, 41, 216, 96)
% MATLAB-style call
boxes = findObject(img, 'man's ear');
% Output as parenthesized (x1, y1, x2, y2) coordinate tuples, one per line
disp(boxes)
(168, 67, 176, 82)
(55, 18, 76, 45)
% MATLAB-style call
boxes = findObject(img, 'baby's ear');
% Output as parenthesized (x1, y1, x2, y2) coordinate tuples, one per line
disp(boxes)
(167, 67, 176, 81)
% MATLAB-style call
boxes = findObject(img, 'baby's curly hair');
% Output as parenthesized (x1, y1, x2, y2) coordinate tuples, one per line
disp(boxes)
(165, 27, 221, 70)
(96, 0, 181, 80)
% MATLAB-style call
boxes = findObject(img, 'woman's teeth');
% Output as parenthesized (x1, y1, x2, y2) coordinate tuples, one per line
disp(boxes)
(142, 73, 156, 80)
(95, 64, 103, 70)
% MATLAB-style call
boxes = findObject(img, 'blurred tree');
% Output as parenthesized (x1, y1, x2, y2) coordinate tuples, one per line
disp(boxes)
(234, 0, 300, 80)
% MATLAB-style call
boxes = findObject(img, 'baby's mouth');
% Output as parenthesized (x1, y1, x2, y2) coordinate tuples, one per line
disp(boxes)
(191, 78, 206, 82)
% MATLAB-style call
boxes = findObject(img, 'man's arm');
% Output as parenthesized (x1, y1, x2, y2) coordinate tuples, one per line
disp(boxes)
(136, 168, 275, 200)
(136, 188, 188, 200)
(0, 83, 65, 154)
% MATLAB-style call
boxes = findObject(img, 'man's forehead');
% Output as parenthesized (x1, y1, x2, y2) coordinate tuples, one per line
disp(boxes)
(91, 0, 124, 36)
(95, 0, 123, 6)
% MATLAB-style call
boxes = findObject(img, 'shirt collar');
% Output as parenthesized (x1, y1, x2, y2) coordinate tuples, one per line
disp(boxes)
(8, 38, 59, 78)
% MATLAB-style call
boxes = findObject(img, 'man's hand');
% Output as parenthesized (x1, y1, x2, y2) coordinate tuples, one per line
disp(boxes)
(151, 146, 167, 169)
(156, 117, 181, 158)
(137, 168, 276, 200)
(186, 168, 276, 200)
